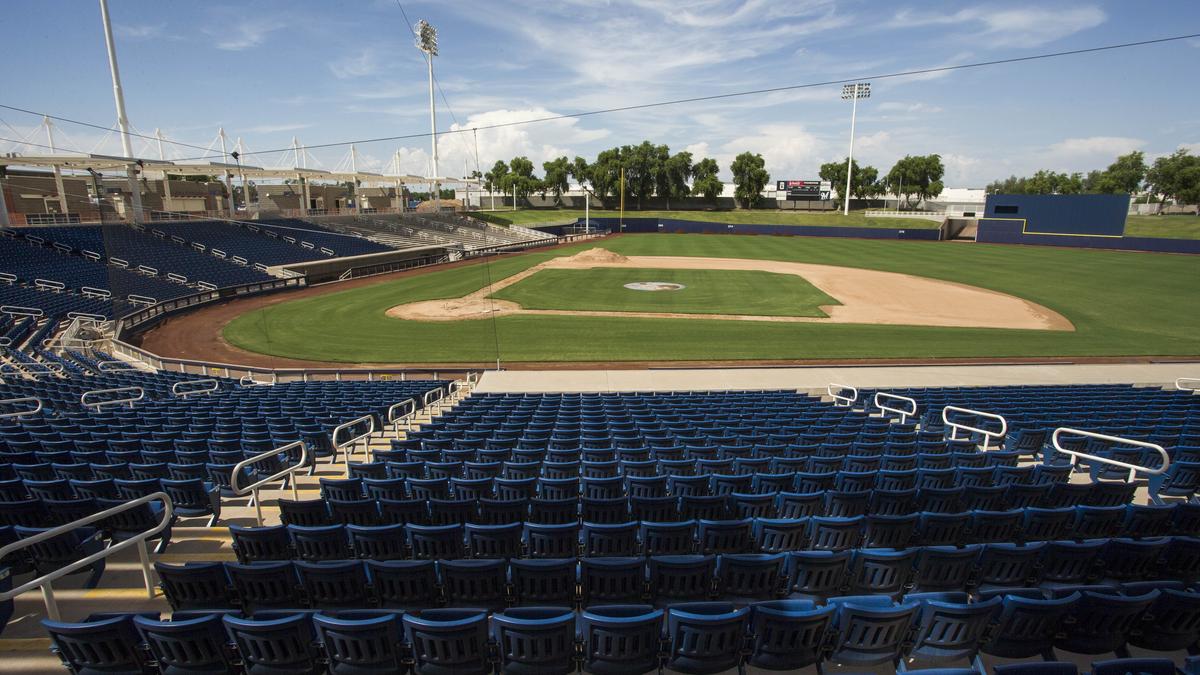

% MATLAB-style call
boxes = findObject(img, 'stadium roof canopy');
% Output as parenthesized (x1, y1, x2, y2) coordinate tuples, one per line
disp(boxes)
(0, 153, 453, 185)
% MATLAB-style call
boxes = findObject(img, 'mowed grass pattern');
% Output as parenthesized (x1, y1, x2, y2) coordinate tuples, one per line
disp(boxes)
(223, 234, 1200, 363)
(490, 268, 839, 317)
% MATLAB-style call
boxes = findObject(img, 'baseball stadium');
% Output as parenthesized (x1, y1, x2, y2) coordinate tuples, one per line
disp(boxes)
(0, 2, 1198, 674)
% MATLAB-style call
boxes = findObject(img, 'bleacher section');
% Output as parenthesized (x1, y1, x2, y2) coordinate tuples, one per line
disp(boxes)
(321, 212, 556, 252)
(255, 218, 395, 258)
(4, 379, 1199, 674)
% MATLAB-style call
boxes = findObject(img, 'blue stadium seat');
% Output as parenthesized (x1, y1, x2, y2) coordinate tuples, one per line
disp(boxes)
(403, 609, 492, 675)
(490, 606, 577, 675)
(579, 604, 664, 675)
(223, 612, 322, 675)
(663, 602, 749, 675)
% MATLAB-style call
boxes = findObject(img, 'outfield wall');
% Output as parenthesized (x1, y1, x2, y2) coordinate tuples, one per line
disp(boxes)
(574, 217, 941, 240)
(976, 219, 1200, 254)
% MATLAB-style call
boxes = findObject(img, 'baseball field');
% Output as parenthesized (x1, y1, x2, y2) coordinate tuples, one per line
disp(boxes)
(216, 234, 1200, 364)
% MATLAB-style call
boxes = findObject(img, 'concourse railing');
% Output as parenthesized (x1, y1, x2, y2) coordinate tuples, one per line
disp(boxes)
(1050, 427, 1169, 483)
(231, 441, 310, 526)
(332, 415, 377, 470)
(0, 492, 174, 620)
(827, 383, 857, 408)
(874, 392, 918, 424)
(942, 405, 1008, 451)
(171, 378, 219, 398)
(81, 386, 144, 410)
(0, 396, 43, 418)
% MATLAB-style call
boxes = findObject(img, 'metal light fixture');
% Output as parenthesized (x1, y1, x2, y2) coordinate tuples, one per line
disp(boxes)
(840, 82, 871, 216)
(415, 19, 440, 209)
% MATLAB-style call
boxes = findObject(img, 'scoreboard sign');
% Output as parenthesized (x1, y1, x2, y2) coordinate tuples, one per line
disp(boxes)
(777, 180, 831, 201)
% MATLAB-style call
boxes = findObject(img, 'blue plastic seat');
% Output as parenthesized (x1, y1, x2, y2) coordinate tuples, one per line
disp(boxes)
(466, 522, 523, 558)
(1090, 658, 1178, 675)
(753, 517, 810, 553)
(581, 556, 646, 605)
(42, 613, 153, 675)
(847, 547, 917, 596)
(581, 497, 630, 524)
(638, 520, 694, 555)
(297, 560, 370, 608)
(717, 552, 787, 601)
(229, 524, 291, 562)
(439, 558, 508, 609)
(368, 559, 441, 608)
(135, 612, 238, 674)
(313, 611, 407, 675)
(1055, 588, 1158, 656)
(903, 591, 1002, 668)
(698, 518, 753, 554)
(226, 561, 303, 611)
(287, 524, 348, 562)
(747, 599, 834, 671)
(912, 545, 981, 593)
(809, 515, 864, 551)
(770, 539, 844, 595)
(154, 561, 232, 610)
(1126, 587, 1200, 652)
(14, 525, 106, 588)
(579, 604, 664, 675)
(406, 523, 465, 560)
(510, 558, 577, 606)
(524, 522, 579, 558)
(664, 602, 750, 675)
(976, 542, 1045, 590)
(404, 608, 492, 675)
(648, 554, 716, 604)
(491, 606, 578, 675)
(981, 591, 1080, 660)
(828, 594, 920, 668)
(223, 612, 322, 675)
(630, 495, 679, 522)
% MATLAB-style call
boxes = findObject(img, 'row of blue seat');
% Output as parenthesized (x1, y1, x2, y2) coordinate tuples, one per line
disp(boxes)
(43, 592, 1200, 674)
(230, 514, 1200, 562)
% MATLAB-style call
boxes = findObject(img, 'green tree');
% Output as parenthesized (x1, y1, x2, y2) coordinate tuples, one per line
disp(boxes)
(585, 149, 624, 204)
(690, 157, 723, 205)
(730, 152, 769, 209)
(507, 156, 540, 199)
(1146, 148, 1200, 209)
(886, 154, 944, 207)
(621, 141, 662, 209)
(540, 156, 571, 205)
(483, 160, 509, 196)
(819, 158, 880, 201)
(659, 151, 693, 209)
(1094, 151, 1147, 194)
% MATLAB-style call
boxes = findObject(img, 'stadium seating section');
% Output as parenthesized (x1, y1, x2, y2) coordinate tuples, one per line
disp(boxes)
(0, 372, 1194, 673)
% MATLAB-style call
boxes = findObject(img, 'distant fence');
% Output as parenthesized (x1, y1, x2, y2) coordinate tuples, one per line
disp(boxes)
(976, 219, 1200, 254)
(582, 217, 941, 241)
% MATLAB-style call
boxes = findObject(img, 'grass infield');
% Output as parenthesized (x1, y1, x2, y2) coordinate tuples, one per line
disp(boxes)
(490, 267, 840, 317)
(223, 234, 1200, 363)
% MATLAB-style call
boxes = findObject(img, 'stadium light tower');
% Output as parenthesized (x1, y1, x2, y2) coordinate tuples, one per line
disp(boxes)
(98, 0, 144, 223)
(840, 82, 870, 216)
(415, 19, 440, 209)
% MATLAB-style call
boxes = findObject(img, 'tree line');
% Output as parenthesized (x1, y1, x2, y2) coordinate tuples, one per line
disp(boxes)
(818, 154, 946, 208)
(481, 141, 768, 209)
(985, 148, 1200, 208)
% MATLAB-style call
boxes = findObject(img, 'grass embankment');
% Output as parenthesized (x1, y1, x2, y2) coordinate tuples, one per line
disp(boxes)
(471, 208, 938, 229)
(224, 234, 1200, 363)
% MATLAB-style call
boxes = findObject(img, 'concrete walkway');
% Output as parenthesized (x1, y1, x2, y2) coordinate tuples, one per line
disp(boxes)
(477, 363, 1200, 393)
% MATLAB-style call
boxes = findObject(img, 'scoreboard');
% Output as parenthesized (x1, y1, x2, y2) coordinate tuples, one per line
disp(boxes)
(777, 180, 831, 201)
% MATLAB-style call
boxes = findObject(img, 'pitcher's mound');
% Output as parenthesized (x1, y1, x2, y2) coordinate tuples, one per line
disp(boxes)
(566, 248, 629, 264)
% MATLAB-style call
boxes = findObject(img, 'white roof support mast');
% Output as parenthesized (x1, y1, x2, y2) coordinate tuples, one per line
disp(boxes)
(218, 128, 235, 217)
(98, 0, 144, 224)
(43, 117, 69, 215)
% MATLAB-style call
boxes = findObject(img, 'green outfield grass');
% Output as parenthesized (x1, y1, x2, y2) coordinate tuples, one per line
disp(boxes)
(490, 268, 839, 317)
(470, 208, 938, 229)
(1124, 215, 1200, 240)
(223, 234, 1200, 363)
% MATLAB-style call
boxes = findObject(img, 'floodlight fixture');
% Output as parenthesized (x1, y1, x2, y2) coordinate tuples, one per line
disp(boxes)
(416, 20, 438, 56)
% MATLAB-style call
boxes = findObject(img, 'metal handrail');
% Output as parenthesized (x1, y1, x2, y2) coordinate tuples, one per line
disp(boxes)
(231, 441, 309, 526)
(942, 405, 1008, 451)
(239, 372, 277, 387)
(874, 392, 917, 424)
(1177, 378, 1200, 392)
(827, 383, 858, 407)
(0, 362, 64, 377)
(81, 386, 144, 409)
(0, 396, 43, 418)
(423, 386, 446, 415)
(1050, 427, 1169, 483)
(0, 491, 173, 620)
(97, 359, 144, 373)
(387, 399, 416, 434)
(332, 414, 376, 469)
(171, 378, 219, 398)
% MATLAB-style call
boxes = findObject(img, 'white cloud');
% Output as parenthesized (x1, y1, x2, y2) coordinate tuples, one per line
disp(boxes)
(330, 49, 382, 79)
(1047, 136, 1144, 159)
(1183, 142, 1200, 154)
(242, 123, 314, 134)
(720, 124, 826, 180)
(115, 23, 165, 39)
(878, 102, 944, 114)
(889, 5, 1106, 48)
(212, 20, 280, 51)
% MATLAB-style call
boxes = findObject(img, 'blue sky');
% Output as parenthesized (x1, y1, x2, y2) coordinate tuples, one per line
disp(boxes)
(1, 0, 1197, 187)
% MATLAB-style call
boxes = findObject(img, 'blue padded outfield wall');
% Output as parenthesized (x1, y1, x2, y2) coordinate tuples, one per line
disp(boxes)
(560, 217, 941, 240)
(977, 193, 1200, 253)
(981, 193, 1130, 236)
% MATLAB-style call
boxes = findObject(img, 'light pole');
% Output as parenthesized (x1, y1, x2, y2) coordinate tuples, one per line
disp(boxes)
(98, 0, 143, 223)
(415, 20, 440, 211)
(840, 82, 870, 216)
